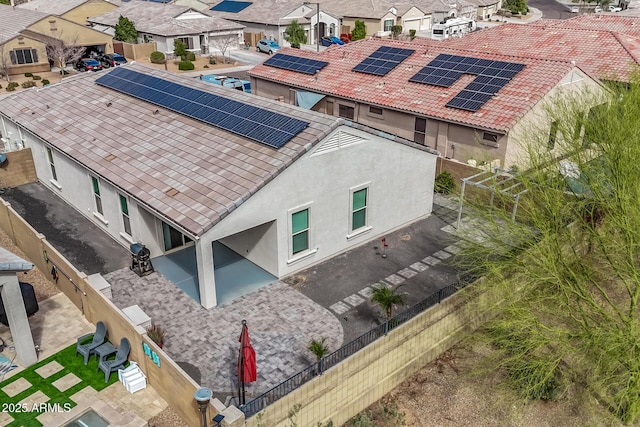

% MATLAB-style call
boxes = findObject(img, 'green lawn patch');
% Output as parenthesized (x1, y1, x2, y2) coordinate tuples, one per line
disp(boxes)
(0, 344, 120, 427)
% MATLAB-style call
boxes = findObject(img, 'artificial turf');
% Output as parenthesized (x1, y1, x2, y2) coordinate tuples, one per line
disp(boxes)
(0, 344, 119, 427)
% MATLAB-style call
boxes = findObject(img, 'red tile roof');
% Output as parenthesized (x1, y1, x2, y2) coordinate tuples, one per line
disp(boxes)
(249, 39, 584, 133)
(536, 14, 640, 38)
(439, 23, 640, 81)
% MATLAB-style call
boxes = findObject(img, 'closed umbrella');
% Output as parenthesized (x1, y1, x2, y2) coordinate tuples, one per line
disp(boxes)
(238, 320, 257, 405)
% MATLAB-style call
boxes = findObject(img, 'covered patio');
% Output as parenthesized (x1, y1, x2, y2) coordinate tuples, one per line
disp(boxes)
(152, 242, 276, 306)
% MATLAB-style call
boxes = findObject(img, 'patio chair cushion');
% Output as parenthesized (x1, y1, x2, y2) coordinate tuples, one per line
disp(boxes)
(98, 337, 131, 382)
(75, 321, 107, 365)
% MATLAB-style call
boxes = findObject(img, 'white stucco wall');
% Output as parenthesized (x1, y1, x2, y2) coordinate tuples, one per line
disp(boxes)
(203, 125, 437, 277)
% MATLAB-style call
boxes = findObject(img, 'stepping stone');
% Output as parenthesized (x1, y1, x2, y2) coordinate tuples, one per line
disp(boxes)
(422, 256, 441, 266)
(18, 390, 49, 408)
(52, 373, 81, 392)
(343, 294, 365, 307)
(357, 286, 374, 299)
(35, 361, 64, 379)
(433, 250, 452, 260)
(329, 301, 350, 315)
(0, 411, 13, 426)
(385, 274, 405, 285)
(397, 268, 417, 279)
(444, 244, 462, 254)
(410, 262, 428, 272)
(2, 377, 32, 397)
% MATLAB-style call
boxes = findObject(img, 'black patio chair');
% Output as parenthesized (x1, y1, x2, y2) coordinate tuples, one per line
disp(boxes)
(98, 337, 130, 382)
(76, 321, 107, 365)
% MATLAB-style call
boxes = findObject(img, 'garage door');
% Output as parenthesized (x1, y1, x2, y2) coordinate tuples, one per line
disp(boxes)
(404, 19, 421, 32)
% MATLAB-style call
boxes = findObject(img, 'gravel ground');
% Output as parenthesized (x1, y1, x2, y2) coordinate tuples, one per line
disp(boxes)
(148, 406, 188, 427)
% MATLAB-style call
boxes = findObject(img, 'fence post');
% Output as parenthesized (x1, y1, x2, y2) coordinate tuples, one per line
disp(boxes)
(438, 288, 443, 303)
(318, 358, 324, 375)
(383, 320, 389, 335)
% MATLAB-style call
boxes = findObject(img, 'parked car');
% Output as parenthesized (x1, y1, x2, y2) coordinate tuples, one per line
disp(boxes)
(609, 4, 622, 11)
(570, 5, 580, 12)
(76, 58, 102, 72)
(256, 39, 280, 55)
(594, 5, 603, 12)
(329, 36, 345, 45)
(100, 53, 127, 68)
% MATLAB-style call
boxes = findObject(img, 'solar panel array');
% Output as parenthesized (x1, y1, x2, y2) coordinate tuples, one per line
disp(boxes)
(352, 46, 415, 76)
(96, 67, 308, 149)
(264, 54, 329, 75)
(210, 0, 252, 12)
(409, 54, 525, 112)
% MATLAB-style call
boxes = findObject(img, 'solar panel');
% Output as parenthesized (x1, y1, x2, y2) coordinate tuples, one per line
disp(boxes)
(96, 67, 308, 149)
(264, 54, 329, 75)
(352, 46, 415, 76)
(210, 0, 252, 12)
(410, 53, 525, 112)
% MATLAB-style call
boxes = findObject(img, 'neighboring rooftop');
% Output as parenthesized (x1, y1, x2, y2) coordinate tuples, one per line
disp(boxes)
(535, 14, 640, 38)
(436, 23, 640, 81)
(89, 1, 244, 36)
(249, 39, 586, 133)
(0, 248, 33, 272)
(17, 0, 122, 16)
(0, 4, 48, 44)
(0, 64, 341, 236)
(208, 0, 306, 25)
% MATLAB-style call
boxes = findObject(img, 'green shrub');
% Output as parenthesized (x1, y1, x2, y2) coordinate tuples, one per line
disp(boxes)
(178, 60, 194, 71)
(150, 51, 165, 64)
(32, 75, 42, 80)
(41, 79, 50, 86)
(203, 64, 209, 68)
(21, 80, 36, 88)
(409, 29, 416, 39)
(434, 171, 455, 194)
(186, 51, 196, 61)
(8, 82, 18, 88)
(6, 86, 15, 92)
(209, 57, 216, 65)
(24, 72, 33, 77)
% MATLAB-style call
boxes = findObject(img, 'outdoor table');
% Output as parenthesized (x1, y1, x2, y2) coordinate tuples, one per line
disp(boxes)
(94, 342, 117, 362)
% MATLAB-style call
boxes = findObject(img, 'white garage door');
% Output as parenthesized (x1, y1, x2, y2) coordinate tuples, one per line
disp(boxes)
(403, 19, 421, 32)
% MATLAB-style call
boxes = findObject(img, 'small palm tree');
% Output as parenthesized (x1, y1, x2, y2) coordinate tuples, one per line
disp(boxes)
(371, 286, 406, 320)
(308, 337, 329, 361)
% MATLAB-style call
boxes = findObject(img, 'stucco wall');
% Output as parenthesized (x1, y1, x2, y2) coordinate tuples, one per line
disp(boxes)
(1, 36, 48, 75)
(28, 17, 114, 52)
(341, 18, 381, 36)
(62, 0, 119, 25)
(204, 125, 437, 277)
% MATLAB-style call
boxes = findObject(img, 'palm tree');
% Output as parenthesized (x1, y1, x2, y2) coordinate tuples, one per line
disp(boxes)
(308, 337, 329, 361)
(371, 286, 406, 320)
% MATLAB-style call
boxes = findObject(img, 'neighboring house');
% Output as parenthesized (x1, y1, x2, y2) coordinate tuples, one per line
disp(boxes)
(0, 64, 439, 309)
(248, 39, 604, 169)
(465, 0, 501, 20)
(529, 14, 640, 38)
(438, 22, 640, 82)
(17, 0, 121, 26)
(0, 4, 114, 76)
(89, 2, 245, 56)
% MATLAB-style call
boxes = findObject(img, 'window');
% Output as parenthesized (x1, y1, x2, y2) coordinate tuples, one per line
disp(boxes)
(46, 147, 57, 181)
(548, 120, 559, 149)
(119, 194, 131, 235)
(351, 188, 368, 231)
(162, 221, 192, 251)
(414, 118, 426, 145)
(291, 209, 309, 255)
(92, 177, 103, 215)
(384, 19, 394, 32)
(176, 37, 193, 49)
(338, 104, 355, 120)
(9, 49, 38, 65)
(369, 106, 383, 116)
(481, 132, 499, 147)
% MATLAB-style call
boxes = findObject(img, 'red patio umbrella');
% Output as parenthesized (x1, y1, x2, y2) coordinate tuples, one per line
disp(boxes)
(238, 320, 257, 405)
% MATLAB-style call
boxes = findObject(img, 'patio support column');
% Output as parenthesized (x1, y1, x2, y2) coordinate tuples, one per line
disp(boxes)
(0, 274, 37, 366)
(196, 240, 217, 309)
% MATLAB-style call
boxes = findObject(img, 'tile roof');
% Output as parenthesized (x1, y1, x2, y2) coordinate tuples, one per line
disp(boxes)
(208, 0, 302, 25)
(437, 23, 640, 81)
(535, 14, 640, 38)
(0, 4, 49, 44)
(17, 0, 122, 16)
(249, 38, 582, 133)
(0, 64, 341, 236)
(89, 1, 244, 36)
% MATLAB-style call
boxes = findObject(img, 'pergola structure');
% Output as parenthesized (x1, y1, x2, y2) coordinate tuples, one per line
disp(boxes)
(456, 168, 528, 229)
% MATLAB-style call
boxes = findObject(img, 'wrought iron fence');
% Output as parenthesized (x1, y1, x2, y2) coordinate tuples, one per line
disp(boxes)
(240, 278, 473, 418)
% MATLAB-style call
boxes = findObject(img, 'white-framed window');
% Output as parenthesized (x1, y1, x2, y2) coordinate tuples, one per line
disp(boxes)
(350, 186, 368, 232)
(91, 176, 103, 215)
(119, 194, 131, 236)
(162, 221, 192, 251)
(384, 19, 394, 32)
(10, 48, 38, 65)
(481, 132, 500, 147)
(291, 208, 310, 255)
(176, 37, 194, 49)
(46, 146, 57, 181)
